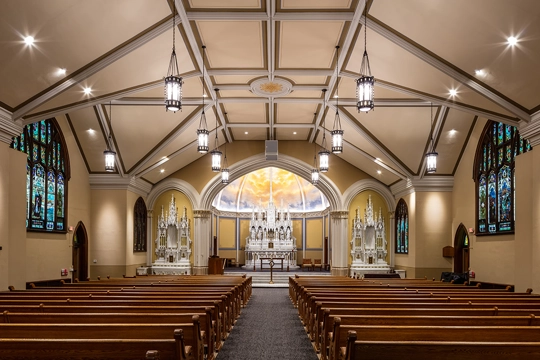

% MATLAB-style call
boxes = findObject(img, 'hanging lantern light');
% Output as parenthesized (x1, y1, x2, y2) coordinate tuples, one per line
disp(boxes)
(221, 145, 229, 184)
(356, 8, 374, 113)
(426, 103, 438, 173)
(319, 89, 330, 172)
(211, 88, 222, 172)
(331, 47, 343, 154)
(311, 142, 319, 185)
(104, 101, 116, 172)
(164, 9, 183, 112)
(197, 45, 209, 153)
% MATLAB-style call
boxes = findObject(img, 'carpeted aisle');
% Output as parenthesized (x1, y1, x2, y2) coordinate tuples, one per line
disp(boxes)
(216, 288, 318, 360)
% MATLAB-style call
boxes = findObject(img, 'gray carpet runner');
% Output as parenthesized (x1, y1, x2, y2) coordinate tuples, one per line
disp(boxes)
(216, 288, 318, 360)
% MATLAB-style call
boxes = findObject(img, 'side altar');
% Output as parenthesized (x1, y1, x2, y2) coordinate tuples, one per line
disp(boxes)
(152, 194, 192, 275)
(243, 198, 298, 270)
(350, 195, 390, 276)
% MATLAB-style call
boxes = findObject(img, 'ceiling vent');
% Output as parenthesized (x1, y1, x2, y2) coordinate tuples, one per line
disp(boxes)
(265, 140, 278, 160)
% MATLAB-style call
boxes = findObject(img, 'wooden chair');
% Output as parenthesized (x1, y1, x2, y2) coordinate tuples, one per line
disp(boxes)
(313, 259, 323, 271)
(302, 259, 313, 271)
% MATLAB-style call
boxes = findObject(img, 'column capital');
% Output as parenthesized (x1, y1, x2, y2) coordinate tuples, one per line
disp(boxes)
(147, 209, 154, 217)
(193, 209, 212, 218)
(0, 108, 22, 145)
(330, 210, 349, 220)
(388, 211, 395, 219)
(520, 113, 540, 148)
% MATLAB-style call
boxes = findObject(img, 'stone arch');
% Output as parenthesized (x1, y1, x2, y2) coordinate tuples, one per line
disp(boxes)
(146, 178, 201, 210)
(342, 179, 396, 211)
(199, 153, 343, 211)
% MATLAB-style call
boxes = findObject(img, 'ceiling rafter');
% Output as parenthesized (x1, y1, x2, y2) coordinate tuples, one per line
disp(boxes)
(309, 0, 367, 143)
(173, 0, 232, 143)
(13, 15, 181, 122)
(129, 102, 213, 176)
(185, 11, 354, 21)
(364, 15, 531, 122)
(343, 140, 408, 180)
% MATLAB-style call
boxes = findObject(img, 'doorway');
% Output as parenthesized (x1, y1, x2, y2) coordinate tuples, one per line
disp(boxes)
(453, 223, 470, 273)
(72, 221, 89, 282)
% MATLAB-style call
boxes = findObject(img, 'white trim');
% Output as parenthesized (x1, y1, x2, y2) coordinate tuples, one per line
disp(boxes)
(391, 176, 454, 199)
(342, 178, 396, 212)
(146, 178, 201, 210)
(0, 108, 22, 145)
(89, 175, 153, 197)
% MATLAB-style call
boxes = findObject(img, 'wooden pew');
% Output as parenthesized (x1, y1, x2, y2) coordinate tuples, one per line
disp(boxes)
(329, 319, 540, 360)
(0, 317, 203, 360)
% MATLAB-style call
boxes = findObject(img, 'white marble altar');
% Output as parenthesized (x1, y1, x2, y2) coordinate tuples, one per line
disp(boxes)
(350, 195, 390, 276)
(243, 196, 297, 270)
(152, 194, 192, 275)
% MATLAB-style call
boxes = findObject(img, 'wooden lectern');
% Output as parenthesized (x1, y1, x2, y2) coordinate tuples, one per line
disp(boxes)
(208, 256, 224, 275)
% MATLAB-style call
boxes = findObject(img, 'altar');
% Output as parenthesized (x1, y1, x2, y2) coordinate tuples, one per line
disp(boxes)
(243, 197, 298, 270)
(152, 194, 192, 275)
(349, 195, 390, 276)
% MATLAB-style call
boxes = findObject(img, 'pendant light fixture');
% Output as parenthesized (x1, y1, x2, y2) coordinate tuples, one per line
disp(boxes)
(331, 46, 344, 154)
(318, 88, 330, 173)
(311, 143, 319, 185)
(164, 8, 183, 112)
(197, 45, 209, 153)
(103, 101, 116, 172)
(211, 88, 222, 172)
(426, 103, 438, 173)
(356, 6, 374, 113)
(221, 143, 229, 184)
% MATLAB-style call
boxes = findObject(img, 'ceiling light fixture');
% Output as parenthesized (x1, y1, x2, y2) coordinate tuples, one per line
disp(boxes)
(197, 45, 209, 154)
(221, 143, 229, 184)
(164, 8, 182, 112)
(103, 101, 116, 173)
(331, 46, 344, 154)
(57, 68, 66, 76)
(507, 36, 518, 46)
(318, 89, 330, 172)
(211, 88, 222, 172)
(160, 169, 165, 173)
(356, 7, 374, 113)
(24, 36, 34, 45)
(377, 170, 382, 175)
(449, 89, 457, 96)
(293, 132, 297, 135)
(426, 103, 438, 174)
(474, 69, 484, 76)
(83, 87, 92, 95)
(244, 131, 248, 135)
(311, 142, 319, 186)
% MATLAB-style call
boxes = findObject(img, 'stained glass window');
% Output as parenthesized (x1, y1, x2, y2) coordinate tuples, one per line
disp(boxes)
(133, 197, 147, 252)
(11, 119, 70, 232)
(475, 121, 531, 235)
(395, 199, 408, 254)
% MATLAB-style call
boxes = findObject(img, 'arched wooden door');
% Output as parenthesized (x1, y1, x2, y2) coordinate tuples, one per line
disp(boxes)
(453, 224, 470, 273)
(72, 221, 89, 282)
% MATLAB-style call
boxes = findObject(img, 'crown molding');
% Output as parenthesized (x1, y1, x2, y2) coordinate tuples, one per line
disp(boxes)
(519, 111, 540, 148)
(391, 176, 454, 199)
(89, 174, 153, 197)
(0, 108, 22, 145)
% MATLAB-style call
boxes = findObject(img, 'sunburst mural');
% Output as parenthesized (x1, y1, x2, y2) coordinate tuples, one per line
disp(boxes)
(212, 167, 328, 212)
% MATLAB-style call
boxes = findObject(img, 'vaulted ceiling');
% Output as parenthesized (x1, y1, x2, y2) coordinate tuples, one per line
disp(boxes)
(1, 0, 538, 186)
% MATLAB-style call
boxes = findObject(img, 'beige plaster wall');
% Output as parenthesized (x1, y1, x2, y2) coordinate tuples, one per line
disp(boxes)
(26, 114, 92, 283)
(452, 117, 516, 285)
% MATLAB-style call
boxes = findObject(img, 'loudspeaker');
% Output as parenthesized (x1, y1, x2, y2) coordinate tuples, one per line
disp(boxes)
(265, 140, 278, 160)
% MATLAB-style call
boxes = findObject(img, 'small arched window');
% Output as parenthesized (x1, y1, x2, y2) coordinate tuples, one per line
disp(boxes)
(133, 197, 147, 252)
(474, 121, 531, 235)
(395, 199, 408, 254)
(11, 119, 70, 232)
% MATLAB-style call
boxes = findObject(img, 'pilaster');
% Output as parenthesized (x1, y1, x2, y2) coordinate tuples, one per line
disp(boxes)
(193, 210, 212, 275)
(330, 210, 349, 276)
(146, 209, 154, 266)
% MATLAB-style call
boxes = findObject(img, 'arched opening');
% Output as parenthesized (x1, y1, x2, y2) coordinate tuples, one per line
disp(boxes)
(72, 221, 89, 282)
(453, 223, 469, 273)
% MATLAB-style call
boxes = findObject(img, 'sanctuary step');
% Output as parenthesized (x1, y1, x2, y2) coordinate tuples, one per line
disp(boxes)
(224, 270, 331, 288)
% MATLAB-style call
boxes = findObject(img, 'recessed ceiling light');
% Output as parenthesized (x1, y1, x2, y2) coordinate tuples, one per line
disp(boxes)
(203, 94, 207, 97)
(377, 170, 382, 175)
(334, 95, 339, 98)
(24, 36, 34, 45)
(293, 132, 297, 135)
(449, 129, 457, 135)
(244, 131, 248, 135)
(507, 36, 518, 46)
(57, 68, 66, 75)
(83, 87, 92, 95)
(474, 69, 484, 76)
(160, 169, 165, 173)
(449, 89, 457, 96)
(86, 128, 95, 134)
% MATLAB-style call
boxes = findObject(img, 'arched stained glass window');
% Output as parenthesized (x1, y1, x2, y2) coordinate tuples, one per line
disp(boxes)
(474, 121, 531, 235)
(11, 119, 70, 232)
(134, 197, 147, 252)
(395, 199, 408, 254)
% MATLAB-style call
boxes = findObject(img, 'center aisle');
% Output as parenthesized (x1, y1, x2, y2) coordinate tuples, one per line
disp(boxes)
(216, 288, 318, 360)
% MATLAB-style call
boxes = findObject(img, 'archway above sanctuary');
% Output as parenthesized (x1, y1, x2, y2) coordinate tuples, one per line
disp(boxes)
(212, 167, 329, 213)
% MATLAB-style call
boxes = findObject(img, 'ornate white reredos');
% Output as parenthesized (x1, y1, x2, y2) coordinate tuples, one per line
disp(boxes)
(250, 77, 293, 97)
(212, 208, 329, 219)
